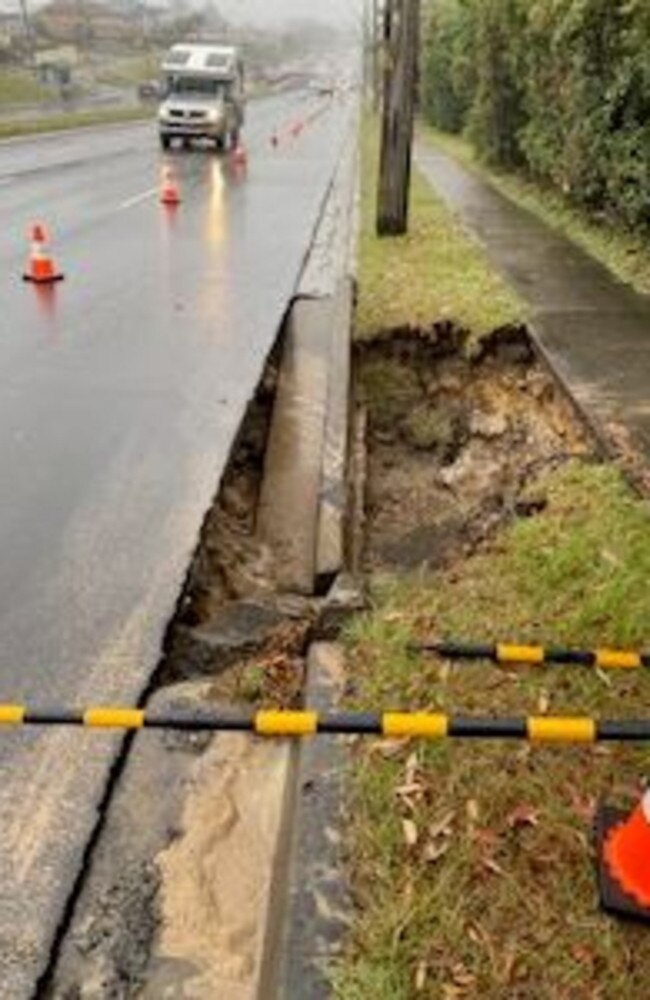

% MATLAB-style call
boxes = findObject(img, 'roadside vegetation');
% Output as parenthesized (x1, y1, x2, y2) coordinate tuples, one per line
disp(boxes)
(421, 0, 650, 297)
(338, 463, 650, 999)
(95, 53, 162, 89)
(0, 69, 49, 106)
(0, 106, 153, 141)
(357, 116, 524, 340)
(337, 112, 650, 999)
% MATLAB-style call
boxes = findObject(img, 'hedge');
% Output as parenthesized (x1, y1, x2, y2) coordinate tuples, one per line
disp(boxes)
(422, 0, 650, 231)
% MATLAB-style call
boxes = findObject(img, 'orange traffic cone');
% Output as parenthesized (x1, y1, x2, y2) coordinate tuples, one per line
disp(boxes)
(597, 790, 650, 921)
(231, 140, 248, 169)
(23, 224, 64, 284)
(160, 167, 181, 206)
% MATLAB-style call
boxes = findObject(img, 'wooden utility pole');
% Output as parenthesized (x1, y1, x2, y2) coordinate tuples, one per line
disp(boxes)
(17, 0, 36, 69)
(376, 0, 420, 236)
(371, 0, 380, 110)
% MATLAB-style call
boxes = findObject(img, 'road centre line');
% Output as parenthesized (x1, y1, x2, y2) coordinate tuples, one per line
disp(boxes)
(118, 187, 159, 211)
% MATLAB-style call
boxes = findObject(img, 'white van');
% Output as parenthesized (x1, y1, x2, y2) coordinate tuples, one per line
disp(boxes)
(158, 43, 245, 151)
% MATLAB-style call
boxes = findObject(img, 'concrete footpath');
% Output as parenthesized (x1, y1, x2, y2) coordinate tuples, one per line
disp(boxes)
(416, 141, 650, 473)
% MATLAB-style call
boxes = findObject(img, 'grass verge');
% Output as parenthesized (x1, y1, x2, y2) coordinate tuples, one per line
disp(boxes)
(0, 106, 153, 141)
(336, 463, 650, 999)
(336, 112, 650, 999)
(357, 115, 525, 340)
(95, 53, 162, 88)
(420, 125, 650, 298)
(0, 70, 49, 106)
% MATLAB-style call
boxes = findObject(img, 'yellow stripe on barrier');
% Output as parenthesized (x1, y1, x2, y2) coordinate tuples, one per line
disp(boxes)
(255, 711, 318, 737)
(527, 717, 596, 743)
(497, 644, 545, 665)
(0, 705, 24, 725)
(83, 708, 145, 729)
(382, 713, 449, 739)
(596, 649, 642, 670)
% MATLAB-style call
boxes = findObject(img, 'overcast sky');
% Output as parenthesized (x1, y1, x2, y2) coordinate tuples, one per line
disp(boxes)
(218, 0, 362, 29)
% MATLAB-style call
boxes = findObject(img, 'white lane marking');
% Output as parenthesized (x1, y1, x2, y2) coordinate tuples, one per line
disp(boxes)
(118, 186, 158, 210)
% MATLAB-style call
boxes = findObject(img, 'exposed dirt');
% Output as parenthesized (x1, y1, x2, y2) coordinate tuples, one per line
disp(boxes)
(356, 326, 593, 571)
(159, 347, 315, 708)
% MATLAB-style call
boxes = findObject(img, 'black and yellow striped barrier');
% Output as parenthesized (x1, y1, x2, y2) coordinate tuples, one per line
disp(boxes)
(413, 641, 650, 670)
(2, 705, 650, 742)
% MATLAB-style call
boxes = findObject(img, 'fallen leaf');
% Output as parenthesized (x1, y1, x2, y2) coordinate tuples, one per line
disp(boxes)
(402, 818, 419, 847)
(507, 804, 540, 830)
(569, 791, 595, 822)
(372, 738, 409, 758)
(472, 826, 499, 851)
(467, 924, 483, 946)
(481, 856, 507, 877)
(537, 690, 550, 714)
(439, 661, 451, 683)
(452, 964, 476, 988)
(405, 751, 419, 785)
(415, 960, 428, 991)
(466, 799, 480, 825)
(395, 781, 426, 799)
(382, 611, 413, 624)
(423, 839, 450, 863)
(571, 944, 595, 966)
(428, 810, 455, 840)
(499, 942, 517, 985)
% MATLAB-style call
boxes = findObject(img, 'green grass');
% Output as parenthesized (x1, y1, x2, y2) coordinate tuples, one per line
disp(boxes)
(421, 125, 650, 298)
(336, 462, 650, 998)
(0, 105, 153, 141)
(95, 54, 162, 88)
(0, 70, 49, 106)
(357, 115, 525, 340)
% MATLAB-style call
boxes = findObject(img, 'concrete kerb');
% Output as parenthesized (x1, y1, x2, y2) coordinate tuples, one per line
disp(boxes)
(258, 103, 359, 596)
(315, 278, 354, 588)
(260, 642, 350, 1000)
(257, 297, 334, 595)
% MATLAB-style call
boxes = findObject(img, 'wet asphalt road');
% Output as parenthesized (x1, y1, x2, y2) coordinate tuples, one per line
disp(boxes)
(0, 91, 354, 996)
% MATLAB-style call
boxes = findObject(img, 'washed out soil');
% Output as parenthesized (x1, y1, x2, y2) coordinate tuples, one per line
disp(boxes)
(160, 344, 314, 708)
(355, 325, 593, 571)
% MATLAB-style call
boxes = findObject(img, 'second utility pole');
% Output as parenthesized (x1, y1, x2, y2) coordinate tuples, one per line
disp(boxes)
(376, 0, 420, 236)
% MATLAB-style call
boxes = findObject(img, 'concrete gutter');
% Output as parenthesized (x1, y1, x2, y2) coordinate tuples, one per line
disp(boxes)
(262, 643, 350, 1000)
(256, 106, 360, 999)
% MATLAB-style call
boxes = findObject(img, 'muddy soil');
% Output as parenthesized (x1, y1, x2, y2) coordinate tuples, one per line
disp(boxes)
(160, 349, 314, 707)
(356, 326, 593, 571)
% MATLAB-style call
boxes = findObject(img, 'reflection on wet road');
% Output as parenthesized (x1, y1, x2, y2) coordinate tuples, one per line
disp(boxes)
(0, 89, 354, 995)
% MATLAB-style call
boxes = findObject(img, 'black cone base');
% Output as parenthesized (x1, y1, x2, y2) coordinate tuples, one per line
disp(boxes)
(595, 804, 650, 924)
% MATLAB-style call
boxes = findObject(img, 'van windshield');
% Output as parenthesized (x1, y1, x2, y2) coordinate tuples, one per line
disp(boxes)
(168, 76, 229, 98)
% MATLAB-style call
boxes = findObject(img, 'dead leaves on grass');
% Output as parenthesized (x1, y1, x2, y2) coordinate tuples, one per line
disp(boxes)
(396, 752, 456, 863)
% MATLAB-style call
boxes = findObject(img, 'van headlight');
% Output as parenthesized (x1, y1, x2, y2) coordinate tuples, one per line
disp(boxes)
(158, 107, 170, 122)
(207, 108, 223, 123)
